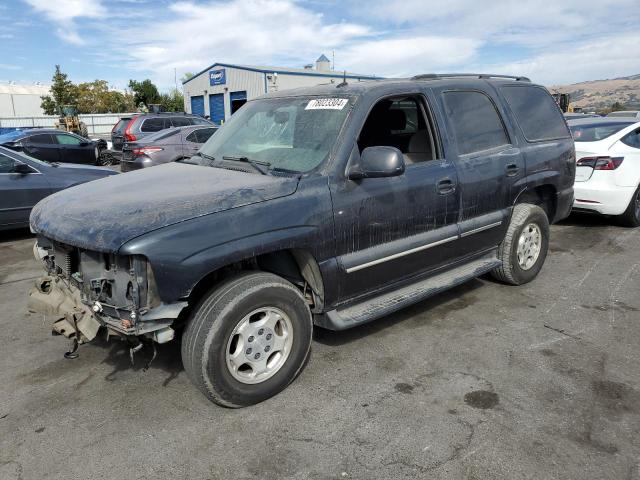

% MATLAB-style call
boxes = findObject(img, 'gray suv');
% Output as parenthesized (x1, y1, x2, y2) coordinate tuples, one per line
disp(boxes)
(111, 113, 213, 151)
(121, 125, 217, 171)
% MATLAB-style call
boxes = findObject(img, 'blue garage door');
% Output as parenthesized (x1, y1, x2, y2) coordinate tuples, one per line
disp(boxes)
(209, 94, 225, 125)
(230, 91, 247, 115)
(190, 95, 204, 116)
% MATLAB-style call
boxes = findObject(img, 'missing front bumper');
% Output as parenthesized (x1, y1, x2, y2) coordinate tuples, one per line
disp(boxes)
(28, 276, 101, 343)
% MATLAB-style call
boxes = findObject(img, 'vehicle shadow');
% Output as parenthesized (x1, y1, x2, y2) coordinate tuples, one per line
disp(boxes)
(558, 211, 622, 228)
(88, 332, 184, 386)
(313, 278, 485, 347)
(0, 227, 33, 244)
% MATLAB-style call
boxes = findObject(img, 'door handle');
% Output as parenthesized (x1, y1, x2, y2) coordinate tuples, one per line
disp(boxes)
(437, 178, 456, 195)
(506, 163, 519, 177)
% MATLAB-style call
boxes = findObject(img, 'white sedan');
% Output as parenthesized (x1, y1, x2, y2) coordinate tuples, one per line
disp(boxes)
(568, 118, 640, 226)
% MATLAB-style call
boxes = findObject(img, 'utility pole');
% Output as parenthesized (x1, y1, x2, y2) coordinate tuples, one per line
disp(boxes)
(332, 50, 335, 71)
(174, 68, 177, 92)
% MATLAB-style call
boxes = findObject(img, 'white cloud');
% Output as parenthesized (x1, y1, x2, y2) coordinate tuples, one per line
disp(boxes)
(112, 0, 372, 85)
(340, 36, 481, 77)
(0, 63, 22, 70)
(24, 0, 105, 44)
(486, 33, 640, 85)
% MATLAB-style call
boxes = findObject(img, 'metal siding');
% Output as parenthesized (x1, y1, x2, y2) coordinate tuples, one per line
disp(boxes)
(230, 91, 247, 101)
(190, 95, 205, 116)
(209, 94, 225, 124)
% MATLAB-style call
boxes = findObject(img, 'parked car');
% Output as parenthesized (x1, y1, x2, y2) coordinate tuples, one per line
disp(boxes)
(121, 125, 217, 171)
(0, 129, 105, 165)
(564, 112, 600, 120)
(568, 117, 640, 225)
(606, 111, 640, 119)
(111, 113, 214, 152)
(29, 74, 575, 407)
(0, 146, 117, 230)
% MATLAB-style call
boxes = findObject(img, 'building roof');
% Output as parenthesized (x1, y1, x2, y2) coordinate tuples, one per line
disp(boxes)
(183, 62, 381, 85)
(0, 82, 51, 95)
(316, 54, 330, 63)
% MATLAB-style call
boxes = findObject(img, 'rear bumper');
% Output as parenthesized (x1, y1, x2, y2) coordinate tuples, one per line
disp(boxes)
(573, 183, 635, 215)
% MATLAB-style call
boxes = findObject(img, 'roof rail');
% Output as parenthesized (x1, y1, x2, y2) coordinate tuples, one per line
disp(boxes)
(411, 73, 531, 82)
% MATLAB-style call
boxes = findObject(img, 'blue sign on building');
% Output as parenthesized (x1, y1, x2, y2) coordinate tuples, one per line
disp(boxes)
(209, 69, 226, 86)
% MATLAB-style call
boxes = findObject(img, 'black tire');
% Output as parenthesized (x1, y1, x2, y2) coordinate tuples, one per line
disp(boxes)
(618, 186, 640, 227)
(97, 151, 114, 166)
(491, 203, 549, 285)
(181, 272, 313, 407)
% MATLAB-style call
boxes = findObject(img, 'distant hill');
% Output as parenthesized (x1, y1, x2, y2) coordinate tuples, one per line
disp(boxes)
(549, 74, 640, 111)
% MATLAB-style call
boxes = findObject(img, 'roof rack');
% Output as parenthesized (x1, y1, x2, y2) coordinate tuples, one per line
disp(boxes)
(411, 73, 531, 82)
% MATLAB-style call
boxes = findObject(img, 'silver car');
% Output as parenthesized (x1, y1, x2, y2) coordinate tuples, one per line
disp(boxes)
(120, 125, 217, 172)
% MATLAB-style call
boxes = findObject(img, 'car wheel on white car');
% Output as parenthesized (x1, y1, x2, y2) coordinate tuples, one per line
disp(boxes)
(619, 185, 640, 227)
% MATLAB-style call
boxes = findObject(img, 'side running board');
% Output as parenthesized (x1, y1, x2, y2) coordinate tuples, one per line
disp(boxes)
(316, 252, 501, 331)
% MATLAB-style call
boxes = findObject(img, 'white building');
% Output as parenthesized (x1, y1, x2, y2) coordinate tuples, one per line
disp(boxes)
(182, 55, 379, 125)
(0, 82, 51, 117)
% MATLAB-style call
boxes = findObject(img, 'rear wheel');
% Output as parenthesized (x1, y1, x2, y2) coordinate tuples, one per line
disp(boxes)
(618, 186, 640, 227)
(492, 203, 549, 285)
(181, 272, 313, 407)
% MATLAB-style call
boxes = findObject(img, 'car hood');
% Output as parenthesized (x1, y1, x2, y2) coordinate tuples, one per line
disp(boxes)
(30, 163, 299, 252)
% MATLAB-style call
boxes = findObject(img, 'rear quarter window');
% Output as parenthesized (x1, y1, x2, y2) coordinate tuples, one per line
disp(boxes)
(501, 86, 570, 142)
(442, 90, 510, 155)
(171, 117, 192, 127)
(140, 118, 168, 132)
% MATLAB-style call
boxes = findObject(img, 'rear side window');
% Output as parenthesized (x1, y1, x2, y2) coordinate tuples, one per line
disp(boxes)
(443, 91, 509, 155)
(113, 118, 130, 134)
(171, 117, 192, 127)
(196, 127, 216, 143)
(185, 131, 198, 143)
(502, 86, 570, 142)
(621, 128, 640, 148)
(141, 118, 168, 132)
(0, 152, 16, 173)
(29, 134, 54, 144)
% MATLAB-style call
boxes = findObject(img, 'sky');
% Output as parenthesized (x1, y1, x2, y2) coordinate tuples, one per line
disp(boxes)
(0, 0, 638, 90)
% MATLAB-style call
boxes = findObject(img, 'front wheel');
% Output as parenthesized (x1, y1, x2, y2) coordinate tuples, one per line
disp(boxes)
(618, 186, 640, 227)
(492, 203, 549, 285)
(181, 272, 313, 407)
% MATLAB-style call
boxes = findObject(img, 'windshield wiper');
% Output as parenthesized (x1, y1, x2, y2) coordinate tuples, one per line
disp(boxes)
(222, 155, 270, 175)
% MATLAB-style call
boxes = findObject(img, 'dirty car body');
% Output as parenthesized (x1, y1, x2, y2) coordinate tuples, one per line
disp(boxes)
(29, 75, 575, 406)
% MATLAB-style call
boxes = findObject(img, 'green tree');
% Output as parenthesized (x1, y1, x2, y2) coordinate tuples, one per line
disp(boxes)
(40, 65, 78, 115)
(180, 72, 195, 83)
(128, 79, 160, 107)
(159, 89, 185, 112)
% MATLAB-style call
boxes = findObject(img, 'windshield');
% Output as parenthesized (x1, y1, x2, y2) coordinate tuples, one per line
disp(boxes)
(569, 121, 634, 142)
(0, 130, 25, 143)
(197, 95, 354, 173)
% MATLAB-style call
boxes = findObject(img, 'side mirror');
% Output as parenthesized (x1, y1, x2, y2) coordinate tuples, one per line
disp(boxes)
(348, 146, 405, 180)
(13, 163, 32, 174)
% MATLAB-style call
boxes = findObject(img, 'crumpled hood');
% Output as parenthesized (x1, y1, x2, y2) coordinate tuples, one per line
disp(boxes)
(30, 163, 298, 252)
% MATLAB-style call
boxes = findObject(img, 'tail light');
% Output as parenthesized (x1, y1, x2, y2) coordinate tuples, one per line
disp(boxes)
(123, 116, 139, 142)
(132, 147, 163, 156)
(576, 156, 624, 170)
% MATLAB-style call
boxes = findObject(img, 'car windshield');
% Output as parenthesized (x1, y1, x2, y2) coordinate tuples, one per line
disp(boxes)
(0, 130, 26, 143)
(569, 122, 634, 142)
(197, 95, 354, 173)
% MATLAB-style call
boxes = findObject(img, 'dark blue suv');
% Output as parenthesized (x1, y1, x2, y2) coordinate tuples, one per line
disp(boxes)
(29, 74, 575, 407)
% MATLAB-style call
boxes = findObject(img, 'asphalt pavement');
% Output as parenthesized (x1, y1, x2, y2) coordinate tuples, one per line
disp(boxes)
(1, 214, 639, 480)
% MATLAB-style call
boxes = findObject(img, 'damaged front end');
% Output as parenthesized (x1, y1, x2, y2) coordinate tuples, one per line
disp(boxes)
(28, 237, 186, 355)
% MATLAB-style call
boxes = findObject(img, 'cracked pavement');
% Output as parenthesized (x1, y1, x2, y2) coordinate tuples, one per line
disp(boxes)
(1, 213, 639, 480)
